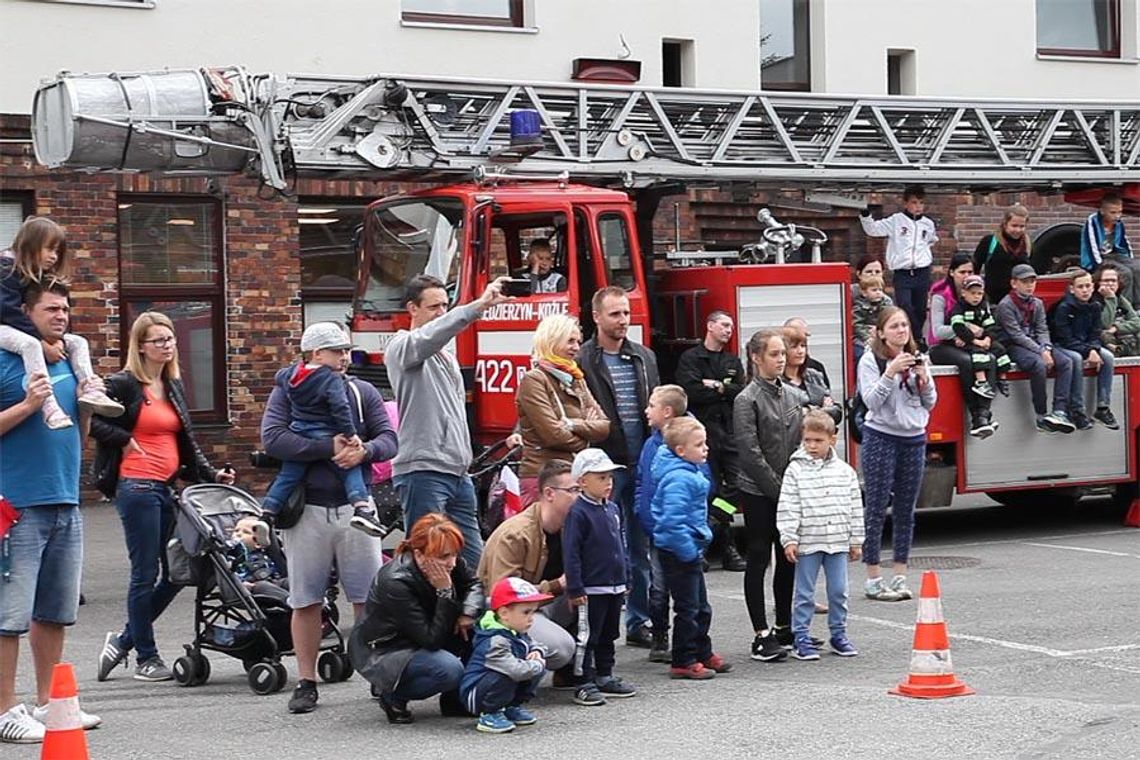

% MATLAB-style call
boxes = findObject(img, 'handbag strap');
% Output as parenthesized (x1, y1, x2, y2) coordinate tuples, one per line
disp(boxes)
(347, 379, 364, 423)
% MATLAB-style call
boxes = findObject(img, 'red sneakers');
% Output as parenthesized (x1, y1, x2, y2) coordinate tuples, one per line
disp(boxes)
(669, 662, 716, 680)
(703, 654, 733, 673)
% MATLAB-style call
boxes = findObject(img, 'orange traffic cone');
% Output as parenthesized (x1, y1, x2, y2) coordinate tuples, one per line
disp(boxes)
(40, 663, 89, 760)
(1123, 498, 1140, 528)
(889, 571, 975, 700)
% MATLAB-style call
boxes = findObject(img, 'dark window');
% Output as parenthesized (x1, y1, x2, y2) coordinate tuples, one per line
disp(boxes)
(118, 196, 226, 422)
(761, 0, 811, 91)
(887, 50, 915, 96)
(1037, 0, 1120, 57)
(597, 213, 635, 291)
(299, 201, 366, 299)
(662, 41, 684, 87)
(401, 0, 524, 27)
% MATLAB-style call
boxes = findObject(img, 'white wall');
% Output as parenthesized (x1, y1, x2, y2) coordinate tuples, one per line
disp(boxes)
(0, 0, 762, 114)
(812, 0, 1140, 98)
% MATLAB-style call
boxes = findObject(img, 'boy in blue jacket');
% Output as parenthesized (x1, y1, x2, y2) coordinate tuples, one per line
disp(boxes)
(460, 577, 551, 734)
(1052, 269, 1119, 431)
(563, 448, 636, 706)
(650, 417, 731, 680)
(635, 384, 688, 662)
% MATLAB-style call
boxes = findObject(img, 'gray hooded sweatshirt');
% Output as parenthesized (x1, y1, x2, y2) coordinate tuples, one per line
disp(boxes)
(386, 303, 481, 477)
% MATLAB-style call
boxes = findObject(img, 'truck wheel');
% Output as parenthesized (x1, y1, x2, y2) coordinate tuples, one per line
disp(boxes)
(986, 488, 1079, 510)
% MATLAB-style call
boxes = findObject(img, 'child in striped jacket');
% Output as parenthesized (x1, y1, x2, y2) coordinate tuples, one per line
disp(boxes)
(776, 410, 865, 661)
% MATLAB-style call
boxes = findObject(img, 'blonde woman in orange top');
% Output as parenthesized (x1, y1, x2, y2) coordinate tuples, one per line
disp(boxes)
(89, 311, 233, 683)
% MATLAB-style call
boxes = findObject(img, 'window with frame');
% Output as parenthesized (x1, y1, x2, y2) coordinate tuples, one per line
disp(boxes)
(401, 0, 524, 27)
(1036, 0, 1120, 57)
(760, 0, 811, 91)
(0, 192, 34, 249)
(118, 197, 226, 422)
(597, 213, 636, 291)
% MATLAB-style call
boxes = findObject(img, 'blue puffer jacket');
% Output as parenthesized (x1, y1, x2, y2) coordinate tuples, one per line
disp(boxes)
(635, 423, 713, 538)
(649, 447, 713, 563)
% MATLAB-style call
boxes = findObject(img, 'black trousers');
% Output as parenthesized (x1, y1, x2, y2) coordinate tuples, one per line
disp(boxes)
(740, 491, 793, 632)
(580, 593, 622, 682)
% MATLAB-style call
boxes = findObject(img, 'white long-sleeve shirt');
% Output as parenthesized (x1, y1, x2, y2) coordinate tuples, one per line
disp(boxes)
(860, 211, 938, 272)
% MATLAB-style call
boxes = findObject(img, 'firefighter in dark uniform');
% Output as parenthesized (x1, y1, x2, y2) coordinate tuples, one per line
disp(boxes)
(674, 310, 747, 572)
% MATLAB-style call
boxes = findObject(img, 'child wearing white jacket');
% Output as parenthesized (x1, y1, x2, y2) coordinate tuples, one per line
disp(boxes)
(777, 410, 865, 661)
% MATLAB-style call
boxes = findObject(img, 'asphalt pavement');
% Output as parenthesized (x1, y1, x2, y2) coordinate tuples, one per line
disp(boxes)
(8, 494, 1140, 760)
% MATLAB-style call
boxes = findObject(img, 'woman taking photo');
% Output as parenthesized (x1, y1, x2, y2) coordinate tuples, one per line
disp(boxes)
(349, 513, 484, 724)
(733, 329, 803, 662)
(926, 252, 994, 437)
(859, 307, 936, 602)
(973, 205, 1031, 306)
(515, 313, 609, 505)
(92, 311, 233, 682)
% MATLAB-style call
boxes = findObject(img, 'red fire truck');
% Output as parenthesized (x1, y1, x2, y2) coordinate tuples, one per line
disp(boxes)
(30, 67, 1140, 513)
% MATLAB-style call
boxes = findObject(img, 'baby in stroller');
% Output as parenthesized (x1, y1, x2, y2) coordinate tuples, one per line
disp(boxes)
(225, 517, 288, 605)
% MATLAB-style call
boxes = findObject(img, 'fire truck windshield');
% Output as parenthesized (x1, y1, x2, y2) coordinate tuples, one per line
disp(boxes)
(360, 197, 464, 312)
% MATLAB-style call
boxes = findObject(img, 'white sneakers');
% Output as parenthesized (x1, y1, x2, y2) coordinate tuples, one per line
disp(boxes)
(0, 702, 102, 744)
(0, 704, 45, 744)
(32, 702, 102, 730)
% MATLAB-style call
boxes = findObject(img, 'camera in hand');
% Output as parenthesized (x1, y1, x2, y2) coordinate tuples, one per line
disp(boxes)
(503, 278, 532, 297)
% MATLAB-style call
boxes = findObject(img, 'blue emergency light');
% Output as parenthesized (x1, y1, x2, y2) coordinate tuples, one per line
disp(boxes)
(509, 109, 542, 147)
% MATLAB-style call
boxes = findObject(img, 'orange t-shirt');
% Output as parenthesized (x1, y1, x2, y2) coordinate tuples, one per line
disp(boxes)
(119, 388, 182, 482)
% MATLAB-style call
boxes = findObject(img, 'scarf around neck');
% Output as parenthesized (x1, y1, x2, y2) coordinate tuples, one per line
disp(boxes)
(539, 353, 583, 386)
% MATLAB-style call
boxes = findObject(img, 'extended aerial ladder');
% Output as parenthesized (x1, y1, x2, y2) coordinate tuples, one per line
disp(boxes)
(30, 66, 1140, 194)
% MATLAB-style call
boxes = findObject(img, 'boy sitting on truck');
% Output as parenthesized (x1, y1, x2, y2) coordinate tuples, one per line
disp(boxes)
(1051, 269, 1120, 431)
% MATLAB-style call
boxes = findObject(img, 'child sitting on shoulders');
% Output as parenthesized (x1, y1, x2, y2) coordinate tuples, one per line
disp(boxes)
(777, 410, 864, 661)
(650, 417, 731, 680)
(459, 577, 550, 734)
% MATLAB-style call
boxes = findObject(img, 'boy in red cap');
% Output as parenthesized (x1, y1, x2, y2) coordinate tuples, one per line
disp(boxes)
(460, 577, 550, 734)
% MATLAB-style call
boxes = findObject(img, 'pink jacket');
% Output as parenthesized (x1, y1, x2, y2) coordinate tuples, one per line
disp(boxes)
(370, 400, 399, 483)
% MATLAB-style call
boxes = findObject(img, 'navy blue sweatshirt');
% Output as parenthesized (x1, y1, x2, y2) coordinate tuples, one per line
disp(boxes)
(278, 362, 356, 437)
(1052, 292, 1104, 358)
(562, 492, 628, 599)
(260, 376, 398, 507)
(0, 255, 39, 336)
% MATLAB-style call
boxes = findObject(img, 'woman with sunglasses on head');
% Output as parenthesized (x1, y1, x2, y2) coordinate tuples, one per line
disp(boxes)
(90, 311, 234, 684)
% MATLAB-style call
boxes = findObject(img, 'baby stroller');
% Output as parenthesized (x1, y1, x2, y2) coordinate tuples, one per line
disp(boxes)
(470, 438, 523, 538)
(166, 483, 352, 695)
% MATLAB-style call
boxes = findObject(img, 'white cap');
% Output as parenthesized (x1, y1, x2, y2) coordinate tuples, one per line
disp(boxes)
(300, 322, 353, 353)
(570, 448, 625, 480)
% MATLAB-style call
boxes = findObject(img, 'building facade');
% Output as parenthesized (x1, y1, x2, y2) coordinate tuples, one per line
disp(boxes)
(0, 0, 1131, 481)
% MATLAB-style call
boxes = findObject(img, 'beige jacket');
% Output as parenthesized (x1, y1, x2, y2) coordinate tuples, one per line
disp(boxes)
(477, 500, 563, 596)
(515, 367, 609, 477)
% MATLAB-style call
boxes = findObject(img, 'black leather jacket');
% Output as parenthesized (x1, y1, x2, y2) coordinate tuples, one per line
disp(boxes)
(355, 552, 484, 653)
(89, 370, 218, 497)
(732, 376, 804, 502)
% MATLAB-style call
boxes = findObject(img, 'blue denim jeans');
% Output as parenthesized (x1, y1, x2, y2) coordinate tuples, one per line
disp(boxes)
(792, 551, 850, 640)
(891, 266, 932, 343)
(1055, 346, 1115, 409)
(659, 549, 713, 668)
(395, 472, 483, 569)
(0, 505, 83, 635)
(115, 478, 182, 663)
(461, 670, 542, 715)
(263, 420, 369, 511)
(612, 469, 651, 633)
(392, 648, 464, 702)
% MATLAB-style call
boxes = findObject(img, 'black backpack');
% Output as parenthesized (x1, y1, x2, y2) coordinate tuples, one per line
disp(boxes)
(846, 353, 889, 445)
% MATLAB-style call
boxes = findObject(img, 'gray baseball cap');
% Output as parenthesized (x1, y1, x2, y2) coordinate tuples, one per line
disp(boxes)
(571, 448, 625, 480)
(300, 322, 353, 352)
(1010, 264, 1038, 280)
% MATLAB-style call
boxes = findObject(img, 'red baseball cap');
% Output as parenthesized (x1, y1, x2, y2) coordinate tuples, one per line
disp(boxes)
(490, 577, 553, 611)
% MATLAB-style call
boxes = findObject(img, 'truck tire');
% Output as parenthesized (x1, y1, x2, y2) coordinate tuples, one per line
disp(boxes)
(986, 487, 1079, 510)
(1031, 223, 1082, 274)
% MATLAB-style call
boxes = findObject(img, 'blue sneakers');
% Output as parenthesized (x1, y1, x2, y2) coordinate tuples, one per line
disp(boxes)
(790, 639, 820, 661)
(830, 635, 859, 657)
(476, 711, 516, 734)
(503, 705, 537, 725)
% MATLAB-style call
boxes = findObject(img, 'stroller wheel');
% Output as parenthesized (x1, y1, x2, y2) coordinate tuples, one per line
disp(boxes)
(336, 652, 353, 682)
(248, 662, 281, 696)
(173, 656, 197, 687)
(317, 650, 347, 683)
(272, 662, 288, 692)
(191, 654, 211, 686)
